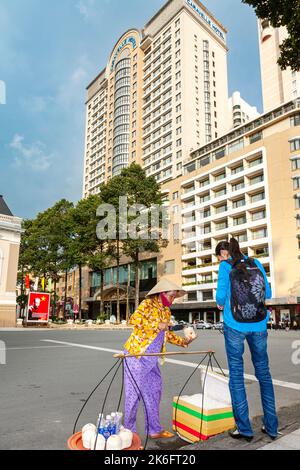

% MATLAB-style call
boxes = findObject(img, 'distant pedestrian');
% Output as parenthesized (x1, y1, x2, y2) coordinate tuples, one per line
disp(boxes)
(216, 238, 278, 441)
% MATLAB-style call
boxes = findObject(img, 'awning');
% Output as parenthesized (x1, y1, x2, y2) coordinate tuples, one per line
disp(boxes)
(172, 301, 217, 310)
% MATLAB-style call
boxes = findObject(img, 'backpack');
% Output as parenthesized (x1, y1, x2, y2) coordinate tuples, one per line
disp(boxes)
(225, 257, 267, 323)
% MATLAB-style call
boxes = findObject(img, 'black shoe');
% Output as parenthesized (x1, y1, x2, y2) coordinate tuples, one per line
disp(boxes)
(229, 429, 253, 442)
(261, 426, 278, 441)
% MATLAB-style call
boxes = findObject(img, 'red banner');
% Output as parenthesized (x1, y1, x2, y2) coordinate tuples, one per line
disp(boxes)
(25, 275, 30, 290)
(27, 292, 50, 323)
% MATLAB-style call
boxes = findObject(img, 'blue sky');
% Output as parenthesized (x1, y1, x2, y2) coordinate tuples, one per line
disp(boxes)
(0, 0, 262, 220)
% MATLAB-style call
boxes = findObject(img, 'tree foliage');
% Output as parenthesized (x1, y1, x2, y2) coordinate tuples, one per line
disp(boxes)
(100, 164, 168, 310)
(19, 164, 169, 322)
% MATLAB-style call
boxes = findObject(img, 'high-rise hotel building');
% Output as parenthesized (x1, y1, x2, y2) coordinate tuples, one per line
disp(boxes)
(83, 0, 229, 198)
(258, 21, 300, 113)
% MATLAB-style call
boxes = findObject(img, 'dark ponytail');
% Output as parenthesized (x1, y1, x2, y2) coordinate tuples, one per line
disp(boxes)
(229, 238, 249, 278)
(229, 238, 243, 265)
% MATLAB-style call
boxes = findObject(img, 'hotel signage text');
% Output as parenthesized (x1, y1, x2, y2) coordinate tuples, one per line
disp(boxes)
(111, 37, 137, 71)
(186, 0, 226, 42)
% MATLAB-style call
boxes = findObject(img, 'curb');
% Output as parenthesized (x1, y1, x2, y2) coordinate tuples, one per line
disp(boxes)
(258, 429, 300, 450)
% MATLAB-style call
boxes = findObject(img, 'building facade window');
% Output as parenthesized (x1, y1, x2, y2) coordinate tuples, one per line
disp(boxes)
(292, 158, 300, 170)
(294, 177, 300, 190)
(164, 260, 175, 275)
(291, 139, 300, 152)
(291, 114, 300, 127)
(249, 131, 263, 144)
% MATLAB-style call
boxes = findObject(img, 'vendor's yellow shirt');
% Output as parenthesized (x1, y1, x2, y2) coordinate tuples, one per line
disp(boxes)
(124, 295, 186, 359)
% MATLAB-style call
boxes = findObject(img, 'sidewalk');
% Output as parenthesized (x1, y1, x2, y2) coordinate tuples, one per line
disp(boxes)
(0, 324, 133, 331)
(147, 403, 300, 451)
(259, 429, 300, 450)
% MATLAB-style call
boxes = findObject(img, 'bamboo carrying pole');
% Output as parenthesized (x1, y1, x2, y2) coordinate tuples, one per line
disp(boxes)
(113, 350, 215, 359)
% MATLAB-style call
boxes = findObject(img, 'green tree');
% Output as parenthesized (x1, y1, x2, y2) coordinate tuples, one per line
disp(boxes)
(121, 164, 167, 310)
(70, 195, 113, 320)
(242, 0, 300, 70)
(100, 164, 168, 316)
(19, 200, 74, 318)
(100, 176, 125, 323)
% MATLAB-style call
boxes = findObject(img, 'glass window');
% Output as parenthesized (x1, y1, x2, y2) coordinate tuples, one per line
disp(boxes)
(251, 192, 265, 203)
(233, 198, 246, 208)
(164, 260, 175, 275)
(249, 131, 263, 144)
(291, 139, 300, 152)
(228, 139, 244, 154)
(200, 193, 210, 203)
(249, 157, 263, 167)
(214, 172, 226, 181)
(294, 178, 300, 190)
(250, 175, 264, 185)
(200, 178, 210, 187)
(292, 159, 300, 170)
(203, 291, 213, 301)
(215, 187, 226, 197)
(236, 233, 247, 243)
(232, 164, 244, 175)
(140, 259, 157, 280)
(234, 215, 247, 226)
(216, 220, 228, 231)
(215, 204, 227, 214)
(252, 210, 266, 221)
(291, 114, 300, 127)
(252, 228, 268, 240)
(214, 147, 226, 160)
(199, 155, 211, 167)
(173, 223, 180, 241)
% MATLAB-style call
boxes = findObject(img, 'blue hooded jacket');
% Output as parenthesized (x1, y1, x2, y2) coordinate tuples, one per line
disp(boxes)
(216, 256, 272, 332)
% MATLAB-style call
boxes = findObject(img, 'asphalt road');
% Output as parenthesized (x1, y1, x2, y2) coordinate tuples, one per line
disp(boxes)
(0, 328, 299, 450)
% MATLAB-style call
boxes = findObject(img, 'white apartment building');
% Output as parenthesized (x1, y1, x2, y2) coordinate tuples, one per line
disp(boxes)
(228, 91, 259, 129)
(161, 98, 300, 323)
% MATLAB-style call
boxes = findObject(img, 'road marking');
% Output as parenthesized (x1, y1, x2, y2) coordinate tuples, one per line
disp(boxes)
(41, 339, 120, 354)
(41, 340, 300, 391)
(1, 346, 73, 351)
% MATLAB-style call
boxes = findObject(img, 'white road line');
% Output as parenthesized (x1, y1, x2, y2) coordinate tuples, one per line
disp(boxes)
(41, 339, 120, 355)
(41, 340, 300, 391)
(1, 346, 73, 351)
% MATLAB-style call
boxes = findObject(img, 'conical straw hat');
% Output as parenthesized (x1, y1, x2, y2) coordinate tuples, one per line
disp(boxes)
(146, 278, 186, 299)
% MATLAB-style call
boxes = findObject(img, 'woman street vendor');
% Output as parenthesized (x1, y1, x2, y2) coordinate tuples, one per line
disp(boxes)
(123, 278, 196, 439)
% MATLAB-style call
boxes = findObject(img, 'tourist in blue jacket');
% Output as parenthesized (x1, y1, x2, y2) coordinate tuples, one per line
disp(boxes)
(216, 238, 278, 441)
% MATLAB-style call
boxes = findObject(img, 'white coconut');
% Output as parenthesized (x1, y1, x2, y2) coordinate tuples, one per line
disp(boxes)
(82, 424, 97, 449)
(89, 433, 106, 451)
(82, 423, 96, 433)
(119, 429, 133, 449)
(106, 434, 122, 451)
(184, 326, 197, 340)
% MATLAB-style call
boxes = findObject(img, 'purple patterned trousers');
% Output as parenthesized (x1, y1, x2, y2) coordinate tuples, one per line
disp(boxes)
(123, 332, 165, 435)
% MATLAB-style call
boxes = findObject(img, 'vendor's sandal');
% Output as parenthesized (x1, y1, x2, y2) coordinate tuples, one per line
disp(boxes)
(150, 431, 175, 439)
